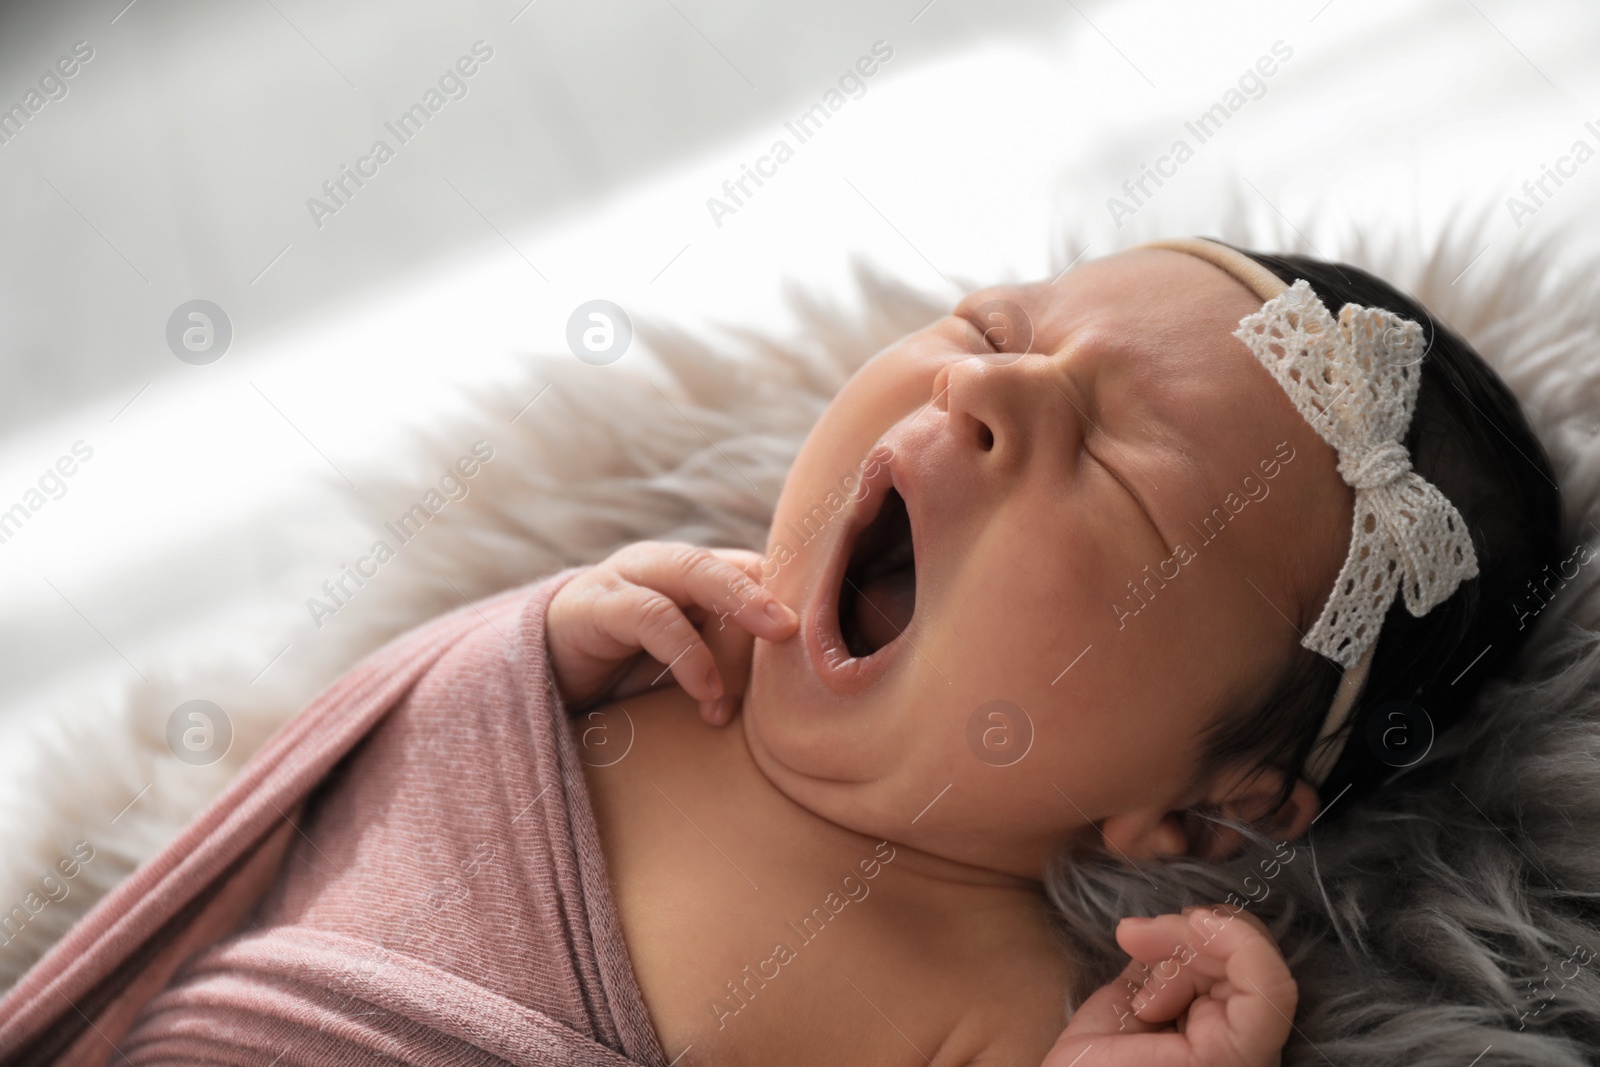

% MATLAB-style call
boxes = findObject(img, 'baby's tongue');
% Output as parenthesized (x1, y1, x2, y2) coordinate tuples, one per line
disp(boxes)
(849, 565, 915, 654)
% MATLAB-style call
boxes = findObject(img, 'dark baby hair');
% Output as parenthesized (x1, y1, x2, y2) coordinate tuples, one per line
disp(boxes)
(1198, 243, 1565, 818)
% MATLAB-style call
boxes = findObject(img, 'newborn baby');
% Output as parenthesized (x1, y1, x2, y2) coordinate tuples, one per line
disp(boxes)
(550, 244, 1326, 1064)
(545, 239, 1557, 1064)
(0, 238, 1558, 1066)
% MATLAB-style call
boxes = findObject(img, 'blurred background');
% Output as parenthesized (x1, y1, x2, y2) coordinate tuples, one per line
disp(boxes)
(0, 0, 1596, 761)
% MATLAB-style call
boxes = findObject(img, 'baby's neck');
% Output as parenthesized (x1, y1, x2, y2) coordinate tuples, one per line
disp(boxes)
(593, 684, 1041, 895)
(578, 685, 1074, 1063)
(734, 708, 1048, 894)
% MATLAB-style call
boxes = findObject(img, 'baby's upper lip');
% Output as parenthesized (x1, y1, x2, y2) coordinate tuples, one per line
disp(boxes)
(879, 420, 930, 553)
(851, 440, 903, 552)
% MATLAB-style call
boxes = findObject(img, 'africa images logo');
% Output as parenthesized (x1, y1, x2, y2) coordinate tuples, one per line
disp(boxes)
(305, 41, 495, 230)
(708, 842, 897, 1030)
(0, 40, 95, 149)
(705, 40, 894, 229)
(1112, 441, 1296, 629)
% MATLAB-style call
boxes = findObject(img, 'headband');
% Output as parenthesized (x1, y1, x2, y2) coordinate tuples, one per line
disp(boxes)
(1136, 238, 1479, 787)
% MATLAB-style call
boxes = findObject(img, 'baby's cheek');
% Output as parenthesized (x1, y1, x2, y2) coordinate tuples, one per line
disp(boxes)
(940, 568, 1092, 681)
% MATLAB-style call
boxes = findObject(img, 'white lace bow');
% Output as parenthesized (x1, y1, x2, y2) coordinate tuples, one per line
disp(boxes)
(1233, 279, 1480, 670)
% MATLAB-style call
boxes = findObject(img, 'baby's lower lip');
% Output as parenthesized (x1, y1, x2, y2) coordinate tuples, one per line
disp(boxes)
(807, 590, 896, 695)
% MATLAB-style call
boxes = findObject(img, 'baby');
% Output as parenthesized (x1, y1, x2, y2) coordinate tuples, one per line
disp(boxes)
(0, 237, 1559, 1066)
(546, 238, 1561, 1064)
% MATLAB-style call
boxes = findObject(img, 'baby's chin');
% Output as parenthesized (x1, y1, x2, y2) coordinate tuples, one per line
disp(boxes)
(740, 639, 897, 783)
(736, 686, 1062, 879)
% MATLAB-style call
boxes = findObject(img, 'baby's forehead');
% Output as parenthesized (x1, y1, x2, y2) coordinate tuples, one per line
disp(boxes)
(958, 248, 1265, 351)
(953, 253, 1275, 441)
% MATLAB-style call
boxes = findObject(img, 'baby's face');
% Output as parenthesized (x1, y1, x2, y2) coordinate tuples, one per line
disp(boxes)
(742, 248, 1353, 880)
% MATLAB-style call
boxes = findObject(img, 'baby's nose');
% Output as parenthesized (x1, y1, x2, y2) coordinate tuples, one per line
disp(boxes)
(936, 355, 1023, 462)
(933, 352, 1087, 474)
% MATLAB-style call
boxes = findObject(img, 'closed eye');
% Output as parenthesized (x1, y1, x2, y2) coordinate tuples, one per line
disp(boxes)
(1085, 440, 1168, 553)
(1054, 372, 1165, 548)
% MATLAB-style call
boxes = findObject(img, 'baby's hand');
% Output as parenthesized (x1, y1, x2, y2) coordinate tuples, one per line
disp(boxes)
(1042, 906, 1296, 1067)
(547, 542, 798, 724)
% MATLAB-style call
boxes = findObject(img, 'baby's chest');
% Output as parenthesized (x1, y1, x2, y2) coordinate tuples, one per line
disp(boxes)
(609, 846, 1063, 1067)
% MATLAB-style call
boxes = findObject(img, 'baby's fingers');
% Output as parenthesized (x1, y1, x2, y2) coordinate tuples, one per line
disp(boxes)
(593, 584, 723, 703)
(1112, 917, 1207, 1026)
(1056, 953, 1175, 1039)
(1182, 906, 1297, 1055)
(1122, 908, 1293, 999)
(1118, 907, 1296, 1059)
(612, 543, 797, 642)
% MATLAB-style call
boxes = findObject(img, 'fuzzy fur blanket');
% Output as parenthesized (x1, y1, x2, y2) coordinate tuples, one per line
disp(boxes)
(4, 199, 1600, 1065)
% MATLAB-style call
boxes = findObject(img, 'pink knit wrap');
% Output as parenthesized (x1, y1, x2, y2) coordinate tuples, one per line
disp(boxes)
(0, 570, 667, 1067)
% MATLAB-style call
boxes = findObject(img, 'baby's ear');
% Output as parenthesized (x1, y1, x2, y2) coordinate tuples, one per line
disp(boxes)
(1184, 768, 1320, 860)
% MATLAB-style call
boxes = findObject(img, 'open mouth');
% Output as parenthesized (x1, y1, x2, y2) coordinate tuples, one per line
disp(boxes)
(838, 485, 917, 659)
